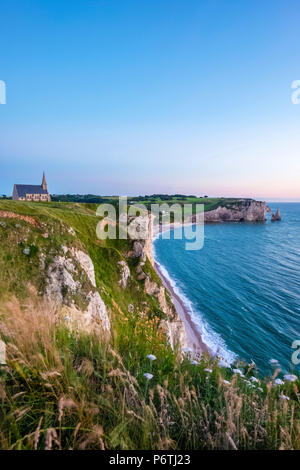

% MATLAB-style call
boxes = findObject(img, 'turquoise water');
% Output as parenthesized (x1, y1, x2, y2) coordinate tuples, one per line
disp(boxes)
(154, 203, 300, 376)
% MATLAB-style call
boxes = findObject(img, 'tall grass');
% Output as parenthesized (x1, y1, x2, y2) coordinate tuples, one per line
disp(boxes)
(0, 300, 299, 450)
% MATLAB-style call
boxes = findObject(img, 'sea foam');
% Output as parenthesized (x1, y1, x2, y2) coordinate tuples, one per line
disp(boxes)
(153, 236, 237, 366)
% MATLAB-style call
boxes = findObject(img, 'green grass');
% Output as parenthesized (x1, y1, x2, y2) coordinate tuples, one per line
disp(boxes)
(130, 197, 223, 212)
(0, 301, 299, 450)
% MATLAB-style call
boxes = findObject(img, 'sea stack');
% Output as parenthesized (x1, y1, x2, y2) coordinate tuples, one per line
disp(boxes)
(271, 208, 281, 221)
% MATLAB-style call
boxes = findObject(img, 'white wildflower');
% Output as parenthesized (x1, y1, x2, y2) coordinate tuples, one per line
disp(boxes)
(143, 373, 153, 380)
(280, 394, 290, 400)
(233, 368, 245, 377)
(274, 378, 284, 386)
(218, 359, 230, 368)
(250, 376, 259, 383)
(190, 360, 199, 365)
(204, 368, 212, 373)
(284, 374, 297, 382)
(223, 379, 231, 385)
(147, 354, 157, 361)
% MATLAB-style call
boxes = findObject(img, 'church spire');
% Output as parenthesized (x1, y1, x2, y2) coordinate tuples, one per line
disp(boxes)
(42, 172, 47, 191)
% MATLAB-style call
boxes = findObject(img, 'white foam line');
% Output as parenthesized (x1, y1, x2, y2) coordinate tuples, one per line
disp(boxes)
(153, 237, 237, 366)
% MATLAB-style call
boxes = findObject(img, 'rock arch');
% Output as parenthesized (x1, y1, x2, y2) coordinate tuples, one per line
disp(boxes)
(266, 206, 281, 221)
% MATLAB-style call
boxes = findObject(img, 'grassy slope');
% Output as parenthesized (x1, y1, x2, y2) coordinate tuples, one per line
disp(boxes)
(0, 200, 299, 450)
(130, 197, 225, 212)
(0, 200, 161, 311)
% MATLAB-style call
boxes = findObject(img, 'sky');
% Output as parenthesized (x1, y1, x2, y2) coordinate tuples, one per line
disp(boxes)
(0, 0, 300, 200)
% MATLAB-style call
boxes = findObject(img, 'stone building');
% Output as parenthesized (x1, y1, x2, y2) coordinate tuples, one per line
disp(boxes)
(12, 172, 51, 202)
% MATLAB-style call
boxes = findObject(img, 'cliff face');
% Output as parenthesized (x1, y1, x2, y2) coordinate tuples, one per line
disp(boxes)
(144, 276, 188, 350)
(128, 213, 154, 265)
(128, 214, 187, 351)
(43, 246, 110, 334)
(196, 200, 268, 223)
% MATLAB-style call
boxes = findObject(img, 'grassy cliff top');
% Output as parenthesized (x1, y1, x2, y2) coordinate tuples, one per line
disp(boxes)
(47, 194, 263, 211)
(0, 199, 164, 313)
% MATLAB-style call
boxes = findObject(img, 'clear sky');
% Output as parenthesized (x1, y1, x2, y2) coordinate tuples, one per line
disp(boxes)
(1, 0, 300, 199)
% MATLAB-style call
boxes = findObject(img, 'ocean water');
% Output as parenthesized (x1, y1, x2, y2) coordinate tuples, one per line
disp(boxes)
(154, 203, 300, 376)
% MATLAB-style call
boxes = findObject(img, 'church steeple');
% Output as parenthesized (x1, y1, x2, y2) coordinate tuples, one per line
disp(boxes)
(42, 172, 47, 191)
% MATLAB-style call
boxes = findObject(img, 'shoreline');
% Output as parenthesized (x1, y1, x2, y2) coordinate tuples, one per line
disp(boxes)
(152, 222, 235, 365)
(153, 221, 210, 356)
(152, 221, 195, 237)
(153, 256, 210, 357)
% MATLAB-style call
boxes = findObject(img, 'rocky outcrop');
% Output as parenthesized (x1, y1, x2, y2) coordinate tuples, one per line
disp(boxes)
(71, 248, 97, 287)
(200, 200, 267, 223)
(132, 241, 145, 260)
(144, 275, 187, 351)
(81, 291, 110, 332)
(143, 214, 154, 265)
(194, 200, 282, 223)
(118, 261, 130, 289)
(162, 317, 188, 351)
(266, 206, 282, 222)
(136, 263, 147, 280)
(128, 214, 154, 265)
(43, 247, 110, 333)
(127, 213, 188, 350)
(44, 253, 80, 301)
(271, 208, 281, 222)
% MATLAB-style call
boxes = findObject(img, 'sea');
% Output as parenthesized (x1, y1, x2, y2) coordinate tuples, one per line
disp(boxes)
(153, 203, 300, 376)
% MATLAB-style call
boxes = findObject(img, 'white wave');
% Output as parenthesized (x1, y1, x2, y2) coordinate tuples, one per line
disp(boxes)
(153, 239, 237, 366)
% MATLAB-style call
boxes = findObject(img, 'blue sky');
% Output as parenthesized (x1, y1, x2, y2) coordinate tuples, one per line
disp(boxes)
(0, 0, 300, 199)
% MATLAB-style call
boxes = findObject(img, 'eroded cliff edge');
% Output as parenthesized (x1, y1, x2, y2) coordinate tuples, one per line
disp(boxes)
(126, 214, 188, 351)
(203, 199, 267, 222)
(0, 202, 188, 354)
(191, 199, 277, 223)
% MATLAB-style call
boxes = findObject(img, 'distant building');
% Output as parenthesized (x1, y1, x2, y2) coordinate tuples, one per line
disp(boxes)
(12, 172, 51, 202)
